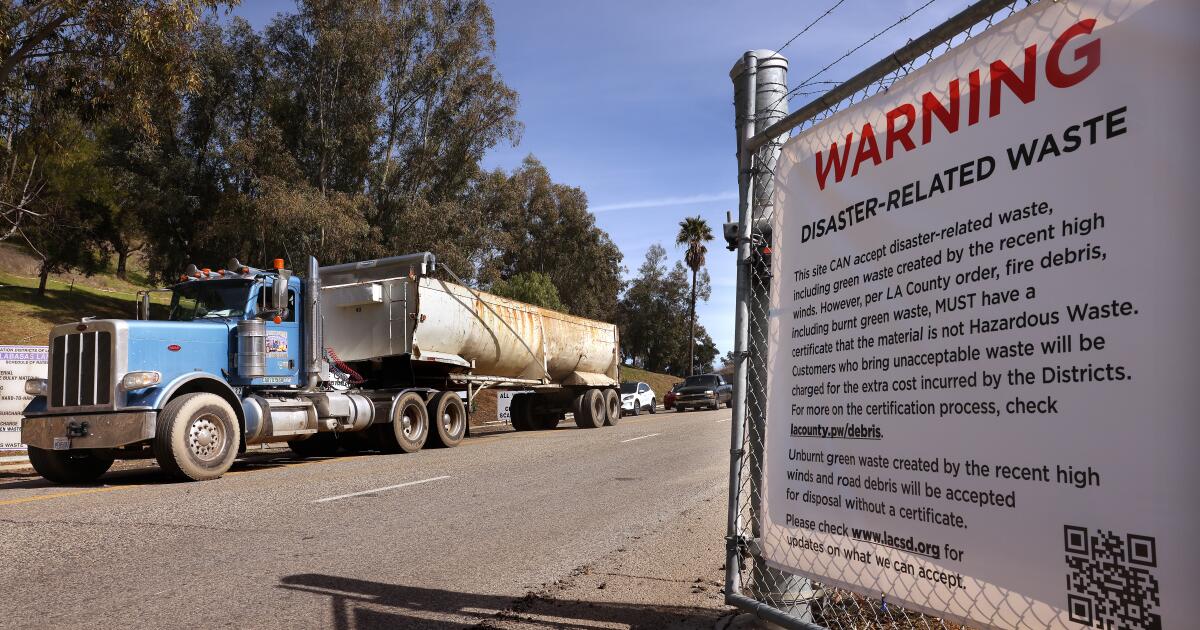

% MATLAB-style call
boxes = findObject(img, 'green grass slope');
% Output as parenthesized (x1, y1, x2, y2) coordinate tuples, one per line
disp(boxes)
(618, 365, 682, 398)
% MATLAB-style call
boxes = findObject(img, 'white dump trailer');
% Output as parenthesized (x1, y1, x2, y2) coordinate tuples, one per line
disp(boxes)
(314, 253, 623, 441)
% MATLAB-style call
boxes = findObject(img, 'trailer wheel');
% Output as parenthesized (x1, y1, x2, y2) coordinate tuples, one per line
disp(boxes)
(570, 393, 584, 423)
(154, 393, 240, 481)
(427, 391, 466, 448)
(509, 394, 533, 431)
(574, 389, 605, 429)
(376, 391, 429, 453)
(288, 433, 339, 458)
(603, 389, 621, 426)
(533, 410, 563, 431)
(28, 447, 114, 484)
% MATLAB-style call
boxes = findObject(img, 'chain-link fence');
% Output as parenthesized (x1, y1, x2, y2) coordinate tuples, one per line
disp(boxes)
(725, 2, 1042, 628)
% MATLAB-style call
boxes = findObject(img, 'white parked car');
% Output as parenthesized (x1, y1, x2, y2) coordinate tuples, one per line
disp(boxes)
(619, 381, 657, 416)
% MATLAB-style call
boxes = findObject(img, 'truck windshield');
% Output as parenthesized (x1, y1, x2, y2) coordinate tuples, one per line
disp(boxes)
(169, 280, 252, 321)
(684, 375, 718, 387)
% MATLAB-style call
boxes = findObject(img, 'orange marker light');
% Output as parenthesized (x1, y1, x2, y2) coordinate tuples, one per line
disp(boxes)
(272, 315, 282, 324)
(273, 259, 284, 270)
(241, 267, 249, 274)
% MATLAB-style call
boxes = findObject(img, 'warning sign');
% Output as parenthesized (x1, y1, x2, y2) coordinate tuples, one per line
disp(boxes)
(761, 1, 1199, 628)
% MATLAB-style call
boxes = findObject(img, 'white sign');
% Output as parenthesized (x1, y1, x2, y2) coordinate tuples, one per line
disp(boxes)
(496, 390, 532, 423)
(763, 1, 1198, 628)
(0, 346, 47, 450)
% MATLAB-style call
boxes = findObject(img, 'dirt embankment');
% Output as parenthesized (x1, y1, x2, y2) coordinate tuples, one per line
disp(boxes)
(468, 389, 499, 426)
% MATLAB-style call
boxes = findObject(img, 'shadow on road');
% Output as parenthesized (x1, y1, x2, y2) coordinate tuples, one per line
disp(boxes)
(279, 572, 722, 630)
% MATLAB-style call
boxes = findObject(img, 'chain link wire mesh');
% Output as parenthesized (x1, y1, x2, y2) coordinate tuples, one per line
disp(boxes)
(729, 3, 1042, 628)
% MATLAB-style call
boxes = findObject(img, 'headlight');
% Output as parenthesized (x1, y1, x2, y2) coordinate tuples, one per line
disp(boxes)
(24, 378, 48, 396)
(704, 389, 714, 395)
(121, 371, 162, 391)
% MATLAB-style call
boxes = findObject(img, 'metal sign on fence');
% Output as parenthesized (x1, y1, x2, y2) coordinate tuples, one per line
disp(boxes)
(0, 346, 47, 450)
(726, 1, 1198, 629)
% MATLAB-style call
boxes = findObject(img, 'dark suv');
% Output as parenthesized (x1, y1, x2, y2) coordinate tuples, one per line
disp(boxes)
(673, 373, 733, 411)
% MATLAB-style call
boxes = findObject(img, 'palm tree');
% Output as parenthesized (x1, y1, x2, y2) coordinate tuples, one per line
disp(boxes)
(675, 215, 713, 375)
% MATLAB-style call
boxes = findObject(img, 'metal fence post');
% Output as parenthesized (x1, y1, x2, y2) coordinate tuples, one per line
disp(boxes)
(747, 49, 819, 622)
(728, 49, 819, 626)
(725, 50, 757, 604)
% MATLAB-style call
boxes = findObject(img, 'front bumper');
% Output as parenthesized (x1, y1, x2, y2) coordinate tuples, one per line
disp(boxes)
(675, 395, 717, 407)
(22, 411, 157, 450)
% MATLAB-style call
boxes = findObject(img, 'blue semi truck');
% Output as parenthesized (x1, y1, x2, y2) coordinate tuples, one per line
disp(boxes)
(21, 253, 622, 483)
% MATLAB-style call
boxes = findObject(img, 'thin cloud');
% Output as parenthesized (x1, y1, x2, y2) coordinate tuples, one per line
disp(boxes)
(591, 191, 737, 213)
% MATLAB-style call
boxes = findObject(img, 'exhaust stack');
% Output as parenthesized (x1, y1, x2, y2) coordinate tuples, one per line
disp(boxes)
(303, 256, 326, 389)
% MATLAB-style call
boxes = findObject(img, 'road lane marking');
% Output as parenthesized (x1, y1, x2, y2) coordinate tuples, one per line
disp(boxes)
(311, 475, 451, 503)
(716, 417, 730, 423)
(0, 484, 143, 507)
(620, 433, 661, 443)
(0, 455, 364, 506)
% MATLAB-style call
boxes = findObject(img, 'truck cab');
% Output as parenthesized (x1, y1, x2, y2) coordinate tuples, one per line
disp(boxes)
(21, 260, 306, 482)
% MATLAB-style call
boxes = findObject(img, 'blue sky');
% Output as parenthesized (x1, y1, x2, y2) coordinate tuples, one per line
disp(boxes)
(231, 1, 972, 357)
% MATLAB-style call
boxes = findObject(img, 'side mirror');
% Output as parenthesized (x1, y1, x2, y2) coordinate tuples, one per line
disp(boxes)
(137, 292, 150, 320)
(271, 270, 291, 317)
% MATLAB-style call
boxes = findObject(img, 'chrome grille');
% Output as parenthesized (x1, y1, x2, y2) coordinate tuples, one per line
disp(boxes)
(50, 331, 112, 408)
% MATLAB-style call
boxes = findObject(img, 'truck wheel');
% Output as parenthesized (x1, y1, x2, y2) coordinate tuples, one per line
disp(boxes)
(377, 391, 429, 453)
(288, 433, 339, 458)
(574, 389, 605, 429)
(28, 447, 114, 484)
(603, 389, 620, 426)
(533, 410, 562, 431)
(570, 393, 584, 423)
(427, 391, 466, 448)
(154, 393, 240, 481)
(510, 394, 532, 432)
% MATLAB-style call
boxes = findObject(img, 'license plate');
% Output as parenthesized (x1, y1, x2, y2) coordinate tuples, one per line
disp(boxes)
(52, 437, 70, 450)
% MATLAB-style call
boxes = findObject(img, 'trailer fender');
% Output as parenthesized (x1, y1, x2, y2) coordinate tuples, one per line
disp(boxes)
(378, 387, 440, 422)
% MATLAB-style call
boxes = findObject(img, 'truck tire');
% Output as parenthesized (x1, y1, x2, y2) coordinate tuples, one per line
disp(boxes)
(376, 391, 429, 453)
(570, 393, 584, 423)
(28, 447, 114, 484)
(427, 391, 466, 448)
(510, 393, 533, 432)
(288, 433, 339, 458)
(533, 410, 563, 431)
(603, 389, 620, 426)
(153, 392, 240, 481)
(574, 389, 605, 429)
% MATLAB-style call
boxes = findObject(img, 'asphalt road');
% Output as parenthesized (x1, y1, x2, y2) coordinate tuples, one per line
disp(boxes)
(0, 407, 735, 629)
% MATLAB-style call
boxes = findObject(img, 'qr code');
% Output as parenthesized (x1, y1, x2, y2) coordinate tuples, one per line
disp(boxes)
(1065, 525, 1161, 630)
